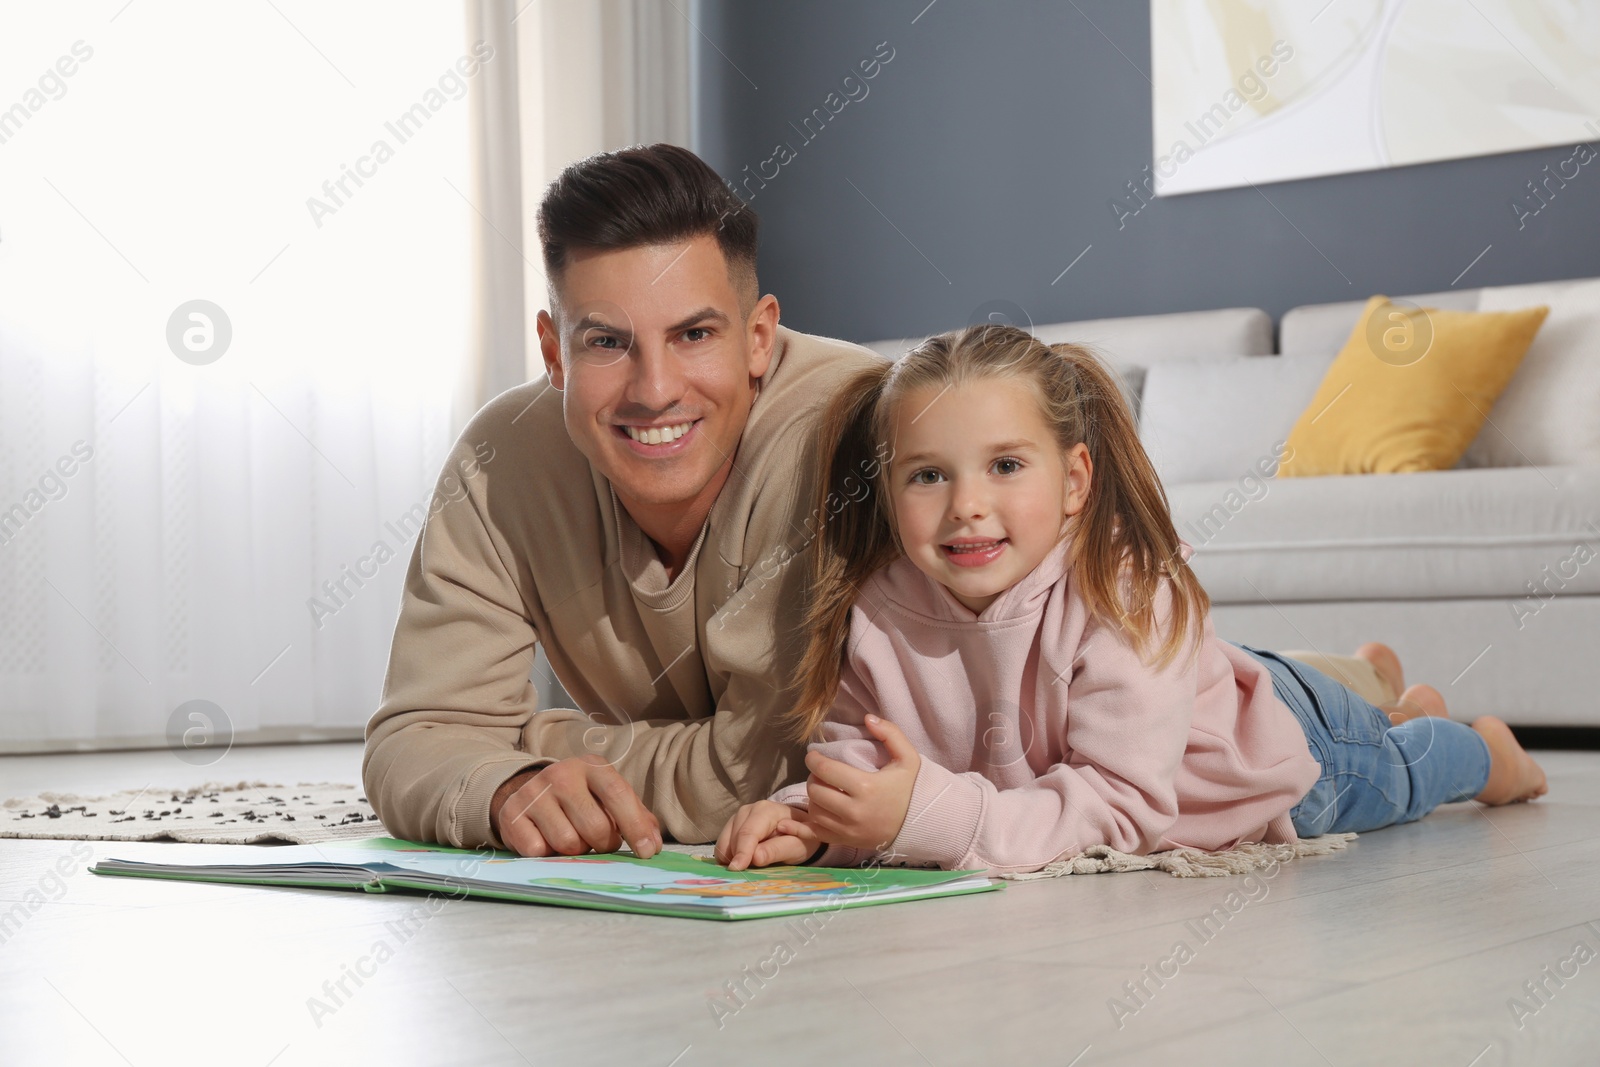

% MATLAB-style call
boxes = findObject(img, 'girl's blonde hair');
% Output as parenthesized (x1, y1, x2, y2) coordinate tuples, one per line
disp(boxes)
(790, 322, 1210, 741)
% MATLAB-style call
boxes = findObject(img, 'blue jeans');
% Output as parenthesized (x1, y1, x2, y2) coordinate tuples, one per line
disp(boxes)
(1234, 644, 1492, 836)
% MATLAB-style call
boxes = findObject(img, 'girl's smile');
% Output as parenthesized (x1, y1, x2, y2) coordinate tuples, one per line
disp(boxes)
(941, 537, 1009, 567)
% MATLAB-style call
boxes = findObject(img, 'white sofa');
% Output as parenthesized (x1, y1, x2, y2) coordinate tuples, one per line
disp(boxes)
(862, 276, 1600, 726)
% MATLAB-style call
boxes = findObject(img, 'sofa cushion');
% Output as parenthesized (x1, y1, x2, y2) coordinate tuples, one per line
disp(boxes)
(1466, 277, 1600, 468)
(1029, 307, 1273, 362)
(862, 337, 921, 360)
(860, 307, 1271, 426)
(1140, 354, 1331, 485)
(1277, 297, 1548, 476)
(1278, 289, 1479, 355)
(860, 306, 1272, 367)
(1170, 465, 1600, 602)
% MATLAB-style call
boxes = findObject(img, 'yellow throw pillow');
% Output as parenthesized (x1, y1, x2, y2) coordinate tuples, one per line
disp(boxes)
(1277, 295, 1549, 476)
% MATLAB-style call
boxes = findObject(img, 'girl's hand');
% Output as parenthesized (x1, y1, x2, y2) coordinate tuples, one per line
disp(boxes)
(715, 801, 824, 871)
(804, 714, 922, 852)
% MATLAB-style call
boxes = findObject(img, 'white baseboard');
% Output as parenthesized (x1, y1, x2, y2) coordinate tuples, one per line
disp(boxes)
(0, 726, 365, 757)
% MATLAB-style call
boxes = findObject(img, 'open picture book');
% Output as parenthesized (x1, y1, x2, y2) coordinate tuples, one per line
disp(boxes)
(89, 835, 1001, 920)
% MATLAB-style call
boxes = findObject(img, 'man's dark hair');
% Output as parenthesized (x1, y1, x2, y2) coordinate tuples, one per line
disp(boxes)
(536, 143, 759, 311)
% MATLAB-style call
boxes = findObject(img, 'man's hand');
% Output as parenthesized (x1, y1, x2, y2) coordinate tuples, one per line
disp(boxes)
(804, 714, 921, 852)
(491, 755, 661, 859)
(715, 801, 824, 871)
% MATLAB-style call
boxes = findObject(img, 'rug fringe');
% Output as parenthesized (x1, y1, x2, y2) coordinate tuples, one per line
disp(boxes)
(1000, 833, 1358, 879)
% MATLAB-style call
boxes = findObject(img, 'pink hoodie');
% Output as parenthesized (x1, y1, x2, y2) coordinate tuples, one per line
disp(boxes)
(773, 540, 1322, 873)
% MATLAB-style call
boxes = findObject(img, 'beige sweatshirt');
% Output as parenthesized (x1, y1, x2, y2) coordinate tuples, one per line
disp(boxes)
(363, 327, 883, 850)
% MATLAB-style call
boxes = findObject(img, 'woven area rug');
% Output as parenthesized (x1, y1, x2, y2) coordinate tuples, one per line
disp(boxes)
(3, 779, 1359, 875)
(1, 780, 382, 845)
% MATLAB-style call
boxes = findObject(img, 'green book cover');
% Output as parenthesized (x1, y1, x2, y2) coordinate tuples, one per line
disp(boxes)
(90, 836, 1001, 921)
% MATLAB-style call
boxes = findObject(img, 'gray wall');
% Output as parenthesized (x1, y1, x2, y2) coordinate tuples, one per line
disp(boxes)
(691, 0, 1600, 346)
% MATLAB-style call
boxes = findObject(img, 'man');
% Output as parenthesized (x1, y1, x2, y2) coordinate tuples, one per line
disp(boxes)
(363, 144, 881, 856)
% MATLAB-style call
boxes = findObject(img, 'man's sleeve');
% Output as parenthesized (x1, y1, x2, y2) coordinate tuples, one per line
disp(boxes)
(522, 664, 803, 847)
(366, 432, 813, 850)
(362, 433, 585, 851)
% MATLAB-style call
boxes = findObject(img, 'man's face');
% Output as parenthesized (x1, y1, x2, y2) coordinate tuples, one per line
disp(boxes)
(537, 236, 777, 517)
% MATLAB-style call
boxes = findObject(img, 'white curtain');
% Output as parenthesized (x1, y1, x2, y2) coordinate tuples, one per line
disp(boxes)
(0, 2, 481, 751)
(513, 0, 693, 380)
(0, 1, 693, 752)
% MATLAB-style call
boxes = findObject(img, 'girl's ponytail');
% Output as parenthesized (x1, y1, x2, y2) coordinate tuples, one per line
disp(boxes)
(1048, 342, 1209, 669)
(788, 362, 900, 741)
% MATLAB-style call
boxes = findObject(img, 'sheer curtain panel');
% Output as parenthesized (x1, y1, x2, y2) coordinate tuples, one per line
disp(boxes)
(0, 2, 488, 751)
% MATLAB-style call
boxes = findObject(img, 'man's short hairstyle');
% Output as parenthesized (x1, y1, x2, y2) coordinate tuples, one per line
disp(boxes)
(536, 143, 759, 313)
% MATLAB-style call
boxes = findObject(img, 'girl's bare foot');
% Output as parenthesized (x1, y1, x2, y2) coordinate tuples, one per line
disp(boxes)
(1355, 642, 1405, 703)
(1382, 683, 1451, 725)
(1472, 716, 1549, 805)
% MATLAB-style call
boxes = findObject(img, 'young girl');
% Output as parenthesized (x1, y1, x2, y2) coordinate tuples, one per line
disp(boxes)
(715, 324, 1547, 874)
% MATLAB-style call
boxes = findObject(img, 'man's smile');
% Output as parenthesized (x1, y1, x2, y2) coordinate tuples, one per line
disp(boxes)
(613, 418, 702, 454)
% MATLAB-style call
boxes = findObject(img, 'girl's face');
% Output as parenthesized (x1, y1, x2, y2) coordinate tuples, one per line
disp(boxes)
(888, 377, 1091, 614)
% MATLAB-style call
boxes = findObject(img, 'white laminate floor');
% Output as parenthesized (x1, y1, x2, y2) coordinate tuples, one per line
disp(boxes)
(2, 741, 1597, 1067)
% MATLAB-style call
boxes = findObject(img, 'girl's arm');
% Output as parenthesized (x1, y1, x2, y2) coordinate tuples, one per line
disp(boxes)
(769, 657, 902, 867)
